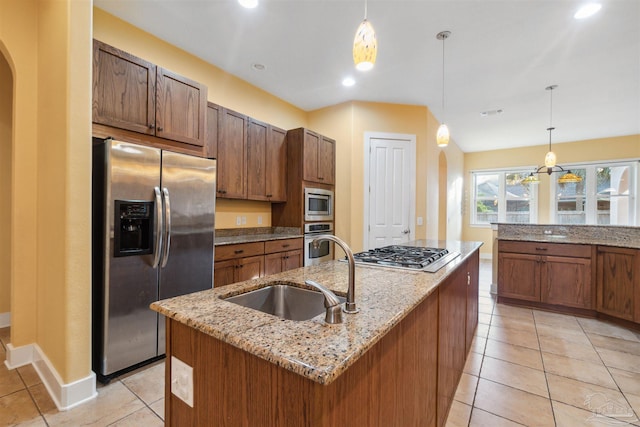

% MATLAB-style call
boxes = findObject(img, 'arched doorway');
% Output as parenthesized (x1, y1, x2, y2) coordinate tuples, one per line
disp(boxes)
(0, 49, 13, 328)
(438, 151, 447, 241)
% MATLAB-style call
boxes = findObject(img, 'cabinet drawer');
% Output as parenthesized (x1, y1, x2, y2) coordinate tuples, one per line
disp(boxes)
(499, 240, 591, 258)
(265, 238, 303, 254)
(215, 242, 264, 261)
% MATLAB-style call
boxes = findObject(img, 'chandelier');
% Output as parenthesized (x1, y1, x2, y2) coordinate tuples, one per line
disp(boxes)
(521, 85, 582, 185)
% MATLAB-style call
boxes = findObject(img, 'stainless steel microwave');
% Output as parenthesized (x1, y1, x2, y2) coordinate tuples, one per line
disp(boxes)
(304, 187, 334, 221)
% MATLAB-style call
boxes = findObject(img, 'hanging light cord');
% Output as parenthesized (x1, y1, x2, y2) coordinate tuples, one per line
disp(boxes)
(441, 35, 446, 119)
(547, 85, 556, 152)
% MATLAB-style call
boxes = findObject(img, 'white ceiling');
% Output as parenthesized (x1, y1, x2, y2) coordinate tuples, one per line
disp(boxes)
(94, 0, 640, 153)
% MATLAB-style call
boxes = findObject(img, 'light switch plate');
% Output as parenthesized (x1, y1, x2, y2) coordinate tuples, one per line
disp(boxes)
(417, 217, 423, 226)
(171, 356, 194, 407)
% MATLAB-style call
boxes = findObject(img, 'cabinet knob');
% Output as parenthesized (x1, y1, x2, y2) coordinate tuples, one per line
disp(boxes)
(234, 249, 244, 254)
(266, 194, 272, 198)
(282, 244, 290, 248)
(157, 127, 163, 132)
(467, 272, 470, 286)
(535, 247, 548, 251)
(149, 124, 155, 129)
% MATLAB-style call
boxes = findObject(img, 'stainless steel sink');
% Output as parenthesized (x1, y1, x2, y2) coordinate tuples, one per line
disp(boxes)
(223, 283, 346, 321)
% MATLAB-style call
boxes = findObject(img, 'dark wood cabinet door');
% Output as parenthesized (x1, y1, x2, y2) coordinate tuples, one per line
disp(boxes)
(92, 40, 156, 135)
(237, 255, 264, 282)
(205, 102, 219, 159)
(318, 136, 335, 185)
(597, 246, 638, 321)
(246, 118, 268, 200)
(465, 252, 480, 354)
(155, 67, 207, 147)
(214, 260, 236, 288)
(437, 264, 468, 427)
(542, 256, 592, 309)
(282, 249, 302, 272)
(263, 252, 283, 277)
(302, 130, 320, 183)
(498, 253, 541, 302)
(265, 126, 287, 201)
(217, 108, 247, 199)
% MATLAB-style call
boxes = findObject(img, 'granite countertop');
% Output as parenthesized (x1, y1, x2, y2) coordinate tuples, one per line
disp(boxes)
(495, 223, 640, 249)
(215, 227, 303, 246)
(151, 239, 482, 385)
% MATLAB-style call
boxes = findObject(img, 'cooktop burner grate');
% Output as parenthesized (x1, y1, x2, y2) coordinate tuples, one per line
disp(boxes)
(351, 245, 460, 272)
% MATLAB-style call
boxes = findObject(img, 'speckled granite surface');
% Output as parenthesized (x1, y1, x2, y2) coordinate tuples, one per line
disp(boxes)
(215, 227, 302, 246)
(151, 239, 482, 385)
(496, 223, 640, 249)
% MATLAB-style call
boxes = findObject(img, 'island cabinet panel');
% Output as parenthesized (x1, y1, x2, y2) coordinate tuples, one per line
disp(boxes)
(465, 251, 480, 354)
(437, 261, 469, 427)
(164, 289, 439, 427)
(596, 246, 640, 322)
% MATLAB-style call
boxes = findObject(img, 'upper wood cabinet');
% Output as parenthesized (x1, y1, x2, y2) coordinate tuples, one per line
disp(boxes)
(596, 246, 640, 322)
(205, 102, 219, 159)
(247, 119, 287, 202)
(289, 128, 335, 185)
(92, 40, 207, 148)
(216, 107, 248, 199)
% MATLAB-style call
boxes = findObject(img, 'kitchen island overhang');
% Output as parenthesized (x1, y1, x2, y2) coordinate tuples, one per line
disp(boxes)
(152, 239, 482, 426)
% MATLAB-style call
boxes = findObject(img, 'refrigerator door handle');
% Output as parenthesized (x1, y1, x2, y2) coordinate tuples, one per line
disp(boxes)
(152, 186, 163, 268)
(161, 187, 171, 268)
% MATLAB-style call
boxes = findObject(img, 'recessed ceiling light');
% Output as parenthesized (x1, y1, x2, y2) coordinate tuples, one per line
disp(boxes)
(238, 0, 258, 9)
(251, 63, 265, 71)
(342, 77, 356, 87)
(574, 3, 601, 19)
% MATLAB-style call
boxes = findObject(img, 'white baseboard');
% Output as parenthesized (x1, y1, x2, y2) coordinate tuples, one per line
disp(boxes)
(5, 342, 97, 410)
(0, 312, 10, 328)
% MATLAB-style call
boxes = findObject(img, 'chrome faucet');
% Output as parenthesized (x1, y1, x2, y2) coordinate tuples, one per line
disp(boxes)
(311, 234, 358, 314)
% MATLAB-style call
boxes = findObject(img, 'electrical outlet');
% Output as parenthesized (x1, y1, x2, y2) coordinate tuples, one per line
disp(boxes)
(257, 216, 263, 225)
(171, 356, 193, 407)
(236, 216, 241, 226)
(417, 217, 423, 226)
(241, 216, 247, 225)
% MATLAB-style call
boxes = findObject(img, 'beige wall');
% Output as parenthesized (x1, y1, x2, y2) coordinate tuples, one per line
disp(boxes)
(0, 0, 92, 383)
(462, 134, 640, 256)
(0, 52, 11, 315)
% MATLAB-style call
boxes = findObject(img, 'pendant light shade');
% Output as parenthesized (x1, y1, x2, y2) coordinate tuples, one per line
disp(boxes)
(437, 123, 450, 147)
(544, 150, 557, 168)
(353, 0, 376, 71)
(436, 31, 451, 147)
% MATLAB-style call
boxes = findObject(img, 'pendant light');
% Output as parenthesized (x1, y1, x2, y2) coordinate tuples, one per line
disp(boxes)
(353, 0, 377, 71)
(436, 31, 451, 147)
(521, 85, 582, 185)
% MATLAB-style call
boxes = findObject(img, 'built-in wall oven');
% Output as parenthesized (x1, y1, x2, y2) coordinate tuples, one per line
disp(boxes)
(303, 222, 334, 266)
(304, 187, 334, 222)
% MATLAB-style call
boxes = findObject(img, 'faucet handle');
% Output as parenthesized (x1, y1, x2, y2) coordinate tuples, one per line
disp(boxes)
(305, 280, 343, 324)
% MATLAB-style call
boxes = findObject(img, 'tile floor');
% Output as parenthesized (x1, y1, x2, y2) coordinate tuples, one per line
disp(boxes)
(1, 259, 639, 426)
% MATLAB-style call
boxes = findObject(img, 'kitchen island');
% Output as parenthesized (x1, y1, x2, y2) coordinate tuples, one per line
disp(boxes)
(152, 239, 482, 427)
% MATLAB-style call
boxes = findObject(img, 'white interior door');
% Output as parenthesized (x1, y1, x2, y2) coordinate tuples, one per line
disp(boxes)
(364, 133, 416, 250)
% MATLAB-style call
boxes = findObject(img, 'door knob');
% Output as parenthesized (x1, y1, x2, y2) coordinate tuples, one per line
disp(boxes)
(402, 229, 410, 234)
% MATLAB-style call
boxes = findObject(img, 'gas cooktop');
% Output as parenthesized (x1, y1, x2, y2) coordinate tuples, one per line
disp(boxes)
(351, 245, 460, 273)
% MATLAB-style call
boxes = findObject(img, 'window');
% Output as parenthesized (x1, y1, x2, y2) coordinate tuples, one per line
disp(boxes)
(472, 170, 538, 226)
(552, 161, 638, 225)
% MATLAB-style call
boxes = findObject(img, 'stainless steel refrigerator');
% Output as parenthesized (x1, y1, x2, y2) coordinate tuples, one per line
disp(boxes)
(92, 138, 216, 381)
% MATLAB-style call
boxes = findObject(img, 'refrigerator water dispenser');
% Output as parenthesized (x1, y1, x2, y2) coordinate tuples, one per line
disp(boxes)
(114, 200, 153, 257)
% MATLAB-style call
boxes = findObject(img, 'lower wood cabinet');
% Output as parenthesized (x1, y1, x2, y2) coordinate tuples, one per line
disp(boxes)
(264, 239, 303, 276)
(597, 246, 640, 322)
(498, 241, 593, 309)
(214, 238, 303, 287)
